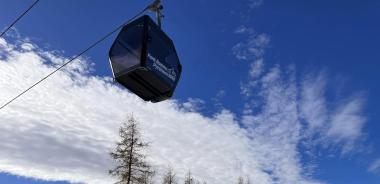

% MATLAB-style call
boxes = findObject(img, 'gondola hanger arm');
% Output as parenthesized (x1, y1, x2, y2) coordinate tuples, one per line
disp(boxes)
(148, 0, 164, 28)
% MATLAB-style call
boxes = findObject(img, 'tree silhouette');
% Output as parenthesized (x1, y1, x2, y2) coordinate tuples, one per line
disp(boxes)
(109, 115, 153, 184)
(184, 171, 194, 184)
(238, 176, 252, 184)
(162, 167, 177, 184)
(238, 176, 244, 184)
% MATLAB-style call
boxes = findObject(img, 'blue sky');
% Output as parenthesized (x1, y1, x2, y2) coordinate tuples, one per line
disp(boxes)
(0, 0, 379, 184)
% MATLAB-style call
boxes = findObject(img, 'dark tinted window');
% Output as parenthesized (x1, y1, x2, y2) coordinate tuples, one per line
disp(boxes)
(110, 22, 144, 76)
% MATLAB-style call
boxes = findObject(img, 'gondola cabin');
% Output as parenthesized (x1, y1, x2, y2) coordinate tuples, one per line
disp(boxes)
(109, 15, 182, 102)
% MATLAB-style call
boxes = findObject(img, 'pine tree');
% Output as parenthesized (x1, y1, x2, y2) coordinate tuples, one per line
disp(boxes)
(162, 167, 177, 184)
(238, 176, 244, 184)
(137, 171, 155, 184)
(109, 115, 153, 184)
(238, 176, 252, 184)
(184, 171, 194, 184)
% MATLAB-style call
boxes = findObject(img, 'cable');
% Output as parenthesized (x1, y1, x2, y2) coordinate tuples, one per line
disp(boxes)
(0, 6, 149, 110)
(0, 0, 40, 38)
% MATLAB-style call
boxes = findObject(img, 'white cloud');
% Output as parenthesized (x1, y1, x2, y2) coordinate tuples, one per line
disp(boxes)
(241, 66, 309, 184)
(20, 43, 36, 51)
(300, 72, 366, 153)
(249, 0, 264, 9)
(215, 89, 226, 98)
(230, 0, 264, 20)
(232, 27, 270, 61)
(368, 159, 380, 174)
(242, 65, 367, 153)
(182, 98, 205, 112)
(211, 89, 226, 109)
(249, 58, 264, 78)
(235, 26, 254, 34)
(300, 72, 328, 131)
(240, 62, 368, 183)
(0, 38, 329, 184)
(328, 98, 365, 145)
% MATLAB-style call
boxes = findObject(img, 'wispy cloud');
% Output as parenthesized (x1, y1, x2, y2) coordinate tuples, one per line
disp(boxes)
(232, 26, 270, 61)
(240, 61, 367, 154)
(239, 61, 367, 183)
(240, 59, 265, 98)
(182, 98, 205, 112)
(249, 0, 264, 9)
(368, 159, 380, 174)
(300, 72, 366, 154)
(233, 13, 366, 157)
(233, 15, 367, 183)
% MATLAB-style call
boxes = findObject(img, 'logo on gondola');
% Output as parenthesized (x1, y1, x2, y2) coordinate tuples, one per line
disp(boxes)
(147, 53, 177, 82)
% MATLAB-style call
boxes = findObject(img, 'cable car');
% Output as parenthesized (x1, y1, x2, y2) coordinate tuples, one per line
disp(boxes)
(109, 15, 182, 102)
